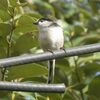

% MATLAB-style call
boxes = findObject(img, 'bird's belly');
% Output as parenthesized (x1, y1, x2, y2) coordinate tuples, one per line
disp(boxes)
(39, 29, 64, 51)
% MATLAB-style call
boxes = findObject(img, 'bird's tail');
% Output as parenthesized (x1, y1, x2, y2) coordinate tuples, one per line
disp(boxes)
(47, 59, 55, 84)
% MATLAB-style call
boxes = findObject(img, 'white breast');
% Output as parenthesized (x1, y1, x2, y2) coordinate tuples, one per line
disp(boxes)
(39, 26, 64, 51)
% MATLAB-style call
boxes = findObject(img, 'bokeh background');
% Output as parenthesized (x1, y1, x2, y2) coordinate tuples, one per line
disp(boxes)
(0, 0, 100, 100)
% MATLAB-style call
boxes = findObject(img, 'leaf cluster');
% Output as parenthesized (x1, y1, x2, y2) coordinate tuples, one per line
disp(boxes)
(0, 0, 100, 100)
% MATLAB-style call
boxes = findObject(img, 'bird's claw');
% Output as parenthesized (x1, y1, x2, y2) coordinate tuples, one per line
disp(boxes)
(47, 49, 54, 54)
(60, 47, 67, 55)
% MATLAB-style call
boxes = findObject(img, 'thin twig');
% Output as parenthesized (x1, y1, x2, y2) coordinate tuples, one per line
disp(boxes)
(1, 8, 15, 81)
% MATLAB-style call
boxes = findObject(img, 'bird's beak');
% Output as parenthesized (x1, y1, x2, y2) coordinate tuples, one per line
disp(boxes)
(33, 22, 38, 25)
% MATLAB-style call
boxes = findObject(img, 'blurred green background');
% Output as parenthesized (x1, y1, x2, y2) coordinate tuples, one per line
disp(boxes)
(0, 0, 100, 100)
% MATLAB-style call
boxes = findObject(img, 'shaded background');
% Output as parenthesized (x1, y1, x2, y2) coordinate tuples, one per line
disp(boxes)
(0, 0, 100, 100)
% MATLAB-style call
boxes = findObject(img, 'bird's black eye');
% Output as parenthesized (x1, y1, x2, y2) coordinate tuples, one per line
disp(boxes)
(40, 20, 43, 22)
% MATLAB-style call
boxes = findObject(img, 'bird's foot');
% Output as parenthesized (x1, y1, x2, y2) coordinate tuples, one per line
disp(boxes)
(60, 47, 67, 55)
(47, 49, 54, 54)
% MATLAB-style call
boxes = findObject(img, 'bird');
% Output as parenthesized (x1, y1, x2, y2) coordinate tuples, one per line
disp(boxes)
(33, 18, 64, 83)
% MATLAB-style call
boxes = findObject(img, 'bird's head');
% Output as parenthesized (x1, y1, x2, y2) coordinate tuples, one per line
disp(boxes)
(33, 18, 54, 28)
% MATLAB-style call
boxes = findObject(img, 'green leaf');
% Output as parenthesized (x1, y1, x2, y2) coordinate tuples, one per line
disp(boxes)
(7, 63, 48, 80)
(0, 23, 12, 37)
(0, 37, 7, 58)
(13, 15, 37, 34)
(39, 93, 61, 100)
(81, 63, 100, 77)
(78, 56, 94, 65)
(15, 92, 35, 100)
(72, 83, 86, 91)
(27, 13, 42, 19)
(79, 8, 91, 19)
(62, 91, 77, 100)
(0, 36, 8, 58)
(33, 1, 55, 16)
(62, 3, 78, 18)
(0, 0, 8, 11)
(0, 91, 9, 99)
(93, 52, 100, 60)
(71, 69, 85, 87)
(0, 10, 11, 21)
(56, 58, 70, 71)
(74, 25, 85, 34)
(55, 68, 68, 85)
(0, 47, 6, 58)
(89, 0, 99, 14)
(9, 0, 18, 7)
(72, 33, 100, 46)
(21, 76, 46, 83)
(13, 33, 38, 55)
(88, 75, 100, 98)
(87, 18, 100, 30)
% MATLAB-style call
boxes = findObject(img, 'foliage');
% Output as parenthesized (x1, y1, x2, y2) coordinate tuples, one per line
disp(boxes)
(0, 0, 100, 100)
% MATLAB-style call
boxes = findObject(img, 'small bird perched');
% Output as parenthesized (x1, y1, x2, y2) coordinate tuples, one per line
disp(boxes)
(33, 18, 64, 83)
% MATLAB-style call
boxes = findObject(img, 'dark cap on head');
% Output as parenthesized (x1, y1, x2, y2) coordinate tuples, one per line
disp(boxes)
(38, 18, 53, 22)
(33, 18, 53, 25)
